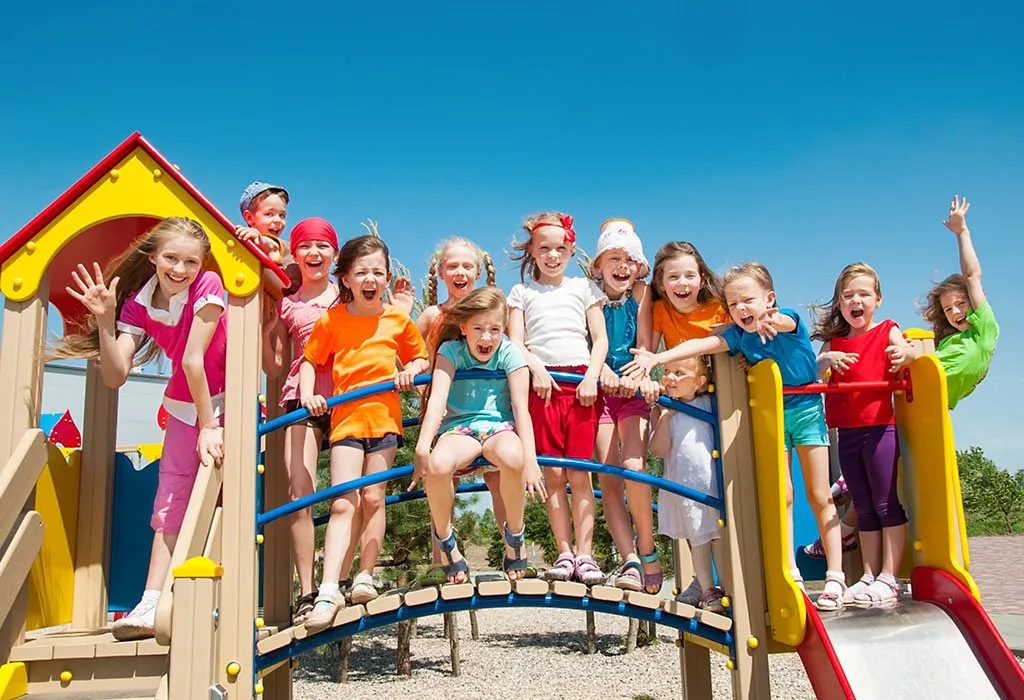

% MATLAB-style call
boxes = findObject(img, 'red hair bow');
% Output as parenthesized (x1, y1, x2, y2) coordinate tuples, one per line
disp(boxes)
(560, 214, 576, 243)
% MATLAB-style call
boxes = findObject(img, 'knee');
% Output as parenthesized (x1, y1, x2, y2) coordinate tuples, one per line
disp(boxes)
(876, 499, 908, 529)
(545, 468, 567, 488)
(806, 484, 834, 512)
(425, 454, 456, 479)
(598, 474, 624, 498)
(566, 469, 593, 491)
(360, 485, 385, 511)
(329, 496, 356, 518)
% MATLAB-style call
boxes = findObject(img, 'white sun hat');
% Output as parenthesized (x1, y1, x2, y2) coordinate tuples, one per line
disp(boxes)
(591, 218, 650, 278)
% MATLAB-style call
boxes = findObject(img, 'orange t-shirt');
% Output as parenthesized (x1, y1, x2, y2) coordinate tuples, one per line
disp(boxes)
(304, 304, 428, 443)
(652, 299, 730, 348)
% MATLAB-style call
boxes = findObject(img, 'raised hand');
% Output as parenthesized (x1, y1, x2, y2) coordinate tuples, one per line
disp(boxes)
(391, 276, 416, 314)
(621, 348, 657, 380)
(885, 345, 912, 373)
(756, 308, 781, 345)
(66, 262, 119, 321)
(829, 351, 859, 374)
(943, 195, 970, 236)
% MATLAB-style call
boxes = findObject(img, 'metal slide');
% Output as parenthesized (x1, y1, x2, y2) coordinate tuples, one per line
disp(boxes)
(798, 568, 1024, 699)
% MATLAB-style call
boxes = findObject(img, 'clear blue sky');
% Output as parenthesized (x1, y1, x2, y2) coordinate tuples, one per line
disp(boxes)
(2, 2, 1020, 471)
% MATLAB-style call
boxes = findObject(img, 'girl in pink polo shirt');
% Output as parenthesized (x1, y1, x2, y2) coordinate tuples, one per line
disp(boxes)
(53, 217, 228, 641)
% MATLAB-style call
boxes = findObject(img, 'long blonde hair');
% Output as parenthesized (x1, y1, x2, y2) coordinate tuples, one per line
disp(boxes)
(510, 211, 571, 282)
(426, 237, 497, 306)
(422, 287, 508, 414)
(50, 217, 211, 365)
(923, 274, 968, 345)
(811, 262, 882, 342)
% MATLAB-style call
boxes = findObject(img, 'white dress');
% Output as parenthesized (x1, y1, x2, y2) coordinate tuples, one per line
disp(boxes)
(658, 395, 721, 546)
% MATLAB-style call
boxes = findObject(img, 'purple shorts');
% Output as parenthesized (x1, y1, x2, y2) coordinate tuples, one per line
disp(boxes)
(152, 413, 222, 534)
(598, 393, 651, 425)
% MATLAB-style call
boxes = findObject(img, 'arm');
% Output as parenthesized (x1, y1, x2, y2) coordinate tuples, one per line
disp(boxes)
(100, 323, 140, 389)
(649, 406, 672, 459)
(182, 304, 225, 466)
(298, 359, 328, 416)
(944, 195, 985, 307)
(261, 306, 288, 378)
(577, 304, 608, 406)
(634, 282, 653, 353)
(622, 335, 730, 379)
(508, 366, 547, 501)
(414, 356, 454, 457)
(885, 324, 918, 373)
(507, 306, 559, 402)
(65, 262, 138, 388)
(416, 305, 439, 341)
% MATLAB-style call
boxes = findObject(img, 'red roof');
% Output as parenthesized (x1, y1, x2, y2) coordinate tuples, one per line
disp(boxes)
(0, 131, 288, 285)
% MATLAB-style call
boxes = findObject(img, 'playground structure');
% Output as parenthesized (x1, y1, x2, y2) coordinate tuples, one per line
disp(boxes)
(0, 133, 1020, 699)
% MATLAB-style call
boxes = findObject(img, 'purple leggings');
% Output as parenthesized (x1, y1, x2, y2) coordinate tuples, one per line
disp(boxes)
(837, 425, 907, 532)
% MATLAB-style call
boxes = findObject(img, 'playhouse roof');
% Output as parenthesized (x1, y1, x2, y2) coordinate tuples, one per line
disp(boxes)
(0, 131, 288, 281)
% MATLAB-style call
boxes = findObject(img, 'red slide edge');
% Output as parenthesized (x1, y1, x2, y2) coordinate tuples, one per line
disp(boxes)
(912, 566, 1024, 698)
(796, 593, 856, 699)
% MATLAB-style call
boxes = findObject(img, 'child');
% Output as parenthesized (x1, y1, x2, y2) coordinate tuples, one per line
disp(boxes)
(588, 219, 662, 593)
(507, 212, 609, 585)
(53, 217, 227, 640)
(650, 356, 727, 612)
(924, 195, 998, 410)
(813, 263, 917, 607)
(413, 287, 547, 582)
(648, 241, 730, 603)
(236, 182, 288, 261)
(300, 235, 429, 632)
(623, 262, 846, 610)
(261, 217, 340, 624)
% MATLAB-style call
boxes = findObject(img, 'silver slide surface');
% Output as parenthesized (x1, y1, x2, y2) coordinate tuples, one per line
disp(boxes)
(821, 600, 999, 699)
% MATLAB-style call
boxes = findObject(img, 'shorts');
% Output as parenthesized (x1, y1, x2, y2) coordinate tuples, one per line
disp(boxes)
(441, 421, 515, 476)
(152, 412, 223, 534)
(529, 365, 599, 460)
(598, 393, 651, 425)
(783, 400, 830, 450)
(330, 433, 402, 454)
(284, 399, 331, 436)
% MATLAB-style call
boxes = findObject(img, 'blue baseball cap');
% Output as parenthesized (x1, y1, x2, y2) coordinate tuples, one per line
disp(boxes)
(239, 182, 290, 215)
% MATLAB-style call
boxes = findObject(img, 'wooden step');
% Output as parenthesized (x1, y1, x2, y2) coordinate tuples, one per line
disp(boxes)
(10, 630, 167, 663)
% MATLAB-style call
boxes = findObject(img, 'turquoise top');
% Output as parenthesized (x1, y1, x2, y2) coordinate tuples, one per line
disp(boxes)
(603, 293, 639, 374)
(437, 337, 527, 431)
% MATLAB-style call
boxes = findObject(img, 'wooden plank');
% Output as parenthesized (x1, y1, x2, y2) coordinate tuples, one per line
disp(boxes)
(0, 430, 47, 544)
(135, 637, 168, 657)
(474, 574, 511, 597)
(256, 627, 296, 656)
(662, 599, 698, 620)
(0, 511, 44, 625)
(439, 583, 474, 601)
(403, 586, 439, 607)
(623, 590, 661, 610)
(696, 609, 733, 632)
(365, 588, 405, 616)
(202, 507, 223, 561)
(293, 604, 364, 641)
(589, 585, 623, 603)
(550, 581, 586, 598)
(512, 579, 549, 596)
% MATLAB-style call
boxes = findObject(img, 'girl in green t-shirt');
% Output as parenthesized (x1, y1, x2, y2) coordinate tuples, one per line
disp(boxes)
(923, 195, 999, 410)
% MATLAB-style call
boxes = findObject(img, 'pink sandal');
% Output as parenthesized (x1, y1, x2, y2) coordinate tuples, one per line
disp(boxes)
(544, 552, 576, 582)
(573, 554, 606, 586)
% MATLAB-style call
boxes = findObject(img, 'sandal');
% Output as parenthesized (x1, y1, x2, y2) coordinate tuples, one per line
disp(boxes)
(814, 570, 847, 611)
(613, 558, 644, 592)
(304, 591, 342, 634)
(340, 578, 352, 603)
(699, 586, 726, 613)
(544, 552, 576, 582)
(502, 523, 528, 580)
(292, 590, 318, 626)
(790, 568, 807, 593)
(853, 577, 900, 609)
(842, 575, 874, 605)
(573, 554, 605, 586)
(637, 545, 664, 595)
(675, 577, 703, 606)
(349, 572, 378, 604)
(418, 565, 447, 587)
(803, 532, 857, 559)
(434, 528, 470, 584)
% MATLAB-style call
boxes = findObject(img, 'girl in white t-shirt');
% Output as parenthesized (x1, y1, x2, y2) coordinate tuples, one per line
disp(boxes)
(507, 211, 609, 584)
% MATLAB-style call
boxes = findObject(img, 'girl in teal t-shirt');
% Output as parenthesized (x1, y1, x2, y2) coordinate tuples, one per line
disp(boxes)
(923, 195, 998, 410)
(414, 287, 547, 584)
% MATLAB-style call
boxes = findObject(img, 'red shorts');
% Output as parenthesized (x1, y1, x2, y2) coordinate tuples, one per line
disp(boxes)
(529, 366, 599, 460)
(598, 392, 651, 425)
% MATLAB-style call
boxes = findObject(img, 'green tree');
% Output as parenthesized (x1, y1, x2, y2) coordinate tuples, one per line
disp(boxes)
(958, 446, 1024, 535)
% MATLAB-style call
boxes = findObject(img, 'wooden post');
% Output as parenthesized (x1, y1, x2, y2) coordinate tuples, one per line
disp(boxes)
(396, 620, 412, 676)
(449, 610, 461, 676)
(585, 611, 596, 654)
(337, 636, 353, 683)
(72, 359, 119, 629)
(626, 617, 639, 653)
(0, 280, 47, 661)
(469, 609, 479, 640)
(217, 292, 261, 699)
(671, 537, 711, 697)
(167, 557, 222, 699)
(261, 365, 293, 700)
(714, 355, 771, 699)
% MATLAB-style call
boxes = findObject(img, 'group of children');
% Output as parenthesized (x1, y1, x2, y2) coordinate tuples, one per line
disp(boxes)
(51, 183, 997, 639)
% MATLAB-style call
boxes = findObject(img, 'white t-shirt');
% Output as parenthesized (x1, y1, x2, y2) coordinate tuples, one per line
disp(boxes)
(507, 277, 606, 367)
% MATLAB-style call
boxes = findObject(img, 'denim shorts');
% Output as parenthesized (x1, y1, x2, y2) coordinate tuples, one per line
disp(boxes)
(783, 400, 829, 450)
(330, 433, 402, 454)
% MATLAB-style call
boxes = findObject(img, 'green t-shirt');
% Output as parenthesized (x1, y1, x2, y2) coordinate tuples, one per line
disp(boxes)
(935, 300, 998, 410)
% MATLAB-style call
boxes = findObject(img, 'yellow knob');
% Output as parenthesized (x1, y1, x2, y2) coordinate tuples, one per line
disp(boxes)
(291, 659, 298, 669)
(110, 169, 120, 180)
(255, 617, 265, 629)
(674, 638, 681, 648)
(708, 383, 715, 393)
(12, 277, 23, 290)
(779, 606, 790, 619)
(747, 636, 759, 649)
(255, 681, 264, 695)
(226, 238, 236, 248)
(259, 394, 266, 403)
(226, 662, 240, 676)
(25, 241, 36, 253)
(153, 168, 163, 178)
(256, 534, 265, 545)
(913, 540, 923, 551)
(726, 659, 735, 671)
(235, 273, 246, 286)
(721, 596, 731, 608)
(711, 449, 720, 458)
(748, 399, 756, 408)
(717, 518, 725, 527)
(60, 670, 72, 683)
(672, 588, 680, 596)
(257, 464, 266, 474)
(746, 374, 754, 383)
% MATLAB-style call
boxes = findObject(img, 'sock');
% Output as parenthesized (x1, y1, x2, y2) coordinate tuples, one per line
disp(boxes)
(840, 521, 855, 536)
(141, 589, 161, 605)
(318, 582, 340, 599)
(691, 542, 714, 592)
(877, 572, 897, 587)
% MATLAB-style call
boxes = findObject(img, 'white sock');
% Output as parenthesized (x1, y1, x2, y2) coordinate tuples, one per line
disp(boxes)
(141, 589, 161, 605)
(877, 572, 897, 587)
(691, 542, 715, 592)
(318, 582, 340, 599)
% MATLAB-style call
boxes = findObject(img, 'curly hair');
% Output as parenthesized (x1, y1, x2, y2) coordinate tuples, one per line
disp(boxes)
(811, 263, 881, 342)
(923, 274, 969, 345)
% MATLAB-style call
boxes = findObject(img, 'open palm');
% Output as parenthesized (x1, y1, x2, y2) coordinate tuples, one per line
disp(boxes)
(66, 262, 119, 320)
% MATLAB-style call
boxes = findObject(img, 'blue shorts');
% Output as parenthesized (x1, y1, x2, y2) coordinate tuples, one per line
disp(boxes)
(783, 401, 829, 450)
(330, 433, 401, 454)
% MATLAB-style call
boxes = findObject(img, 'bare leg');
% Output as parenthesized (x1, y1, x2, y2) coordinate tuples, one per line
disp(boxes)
(143, 533, 176, 590)
(423, 434, 482, 583)
(284, 422, 322, 595)
(544, 467, 573, 554)
(619, 415, 659, 589)
(318, 445, 365, 588)
(797, 445, 843, 576)
(355, 447, 396, 576)
(567, 469, 597, 556)
(484, 432, 527, 579)
(595, 422, 633, 559)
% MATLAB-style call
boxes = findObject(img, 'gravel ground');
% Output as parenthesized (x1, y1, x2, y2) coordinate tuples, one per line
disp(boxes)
(292, 606, 816, 700)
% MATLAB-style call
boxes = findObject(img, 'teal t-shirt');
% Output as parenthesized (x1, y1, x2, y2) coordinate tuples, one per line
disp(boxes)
(603, 293, 640, 374)
(437, 337, 527, 431)
(936, 300, 998, 410)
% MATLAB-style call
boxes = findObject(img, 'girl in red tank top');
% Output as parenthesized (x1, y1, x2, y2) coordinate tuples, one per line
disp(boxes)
(812, 263, 918, 608)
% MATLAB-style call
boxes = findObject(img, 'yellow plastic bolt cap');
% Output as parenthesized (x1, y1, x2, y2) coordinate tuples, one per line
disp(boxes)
(256, 534, 265, 545)
(25, 241, 36, 252)
(291, 659, 298, 669)
(779, 606, 790, 619)
(257, 464, 266, 474)
(711, 449, 720, 458)
(913, 540, 923, 551)
(153, 168, 162, 178)
(110, 168, 120, 180)
(721, 596, 731, 608)
(226, 662, 240, 676)
(226, 238, 236, 248)
(748, 399, 755, 408)
(173, 163, 181, 170)
(674, 638, 682, 648)
(717, 518, 725, 528)
(746, 374, 754, 383)
(747, 636, 759, 649)
(235, 272, 246, 286)
(708, 383, 715, 393)
(672, 588, 680, 596)
(255, 617, 265, 629)
(60, 670, 72, 683)
(726, 659, 735, 670)
(12, 277, 23, 290)
(255, 681, 264, 695)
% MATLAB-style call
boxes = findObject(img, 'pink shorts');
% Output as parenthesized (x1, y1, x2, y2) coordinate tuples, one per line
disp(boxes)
(598, 393, 651, 425)
(152, 413, 220, 534)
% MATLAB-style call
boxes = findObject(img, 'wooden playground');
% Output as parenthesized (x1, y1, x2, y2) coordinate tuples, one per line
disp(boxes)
(0, 134, 1021, 699)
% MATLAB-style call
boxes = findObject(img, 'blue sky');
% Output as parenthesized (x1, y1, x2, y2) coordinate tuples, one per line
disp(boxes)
(2, 2, 1021, 471)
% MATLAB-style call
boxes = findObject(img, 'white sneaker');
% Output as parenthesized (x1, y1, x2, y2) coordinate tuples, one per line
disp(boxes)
(111, 598, 157, 641)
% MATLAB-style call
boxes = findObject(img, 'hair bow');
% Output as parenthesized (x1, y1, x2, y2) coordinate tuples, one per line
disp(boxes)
(560, 214, 576, 243)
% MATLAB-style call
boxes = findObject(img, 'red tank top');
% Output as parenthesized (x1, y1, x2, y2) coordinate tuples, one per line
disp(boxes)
(825, 319, 898, 429)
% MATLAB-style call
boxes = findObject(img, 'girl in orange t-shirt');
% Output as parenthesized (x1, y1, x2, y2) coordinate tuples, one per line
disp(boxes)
(300, 235, 429, 633)
(647, 241, 729, 606)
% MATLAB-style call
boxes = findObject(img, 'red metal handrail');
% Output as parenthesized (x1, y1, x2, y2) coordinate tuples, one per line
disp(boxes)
(782, 380, 908, 396)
